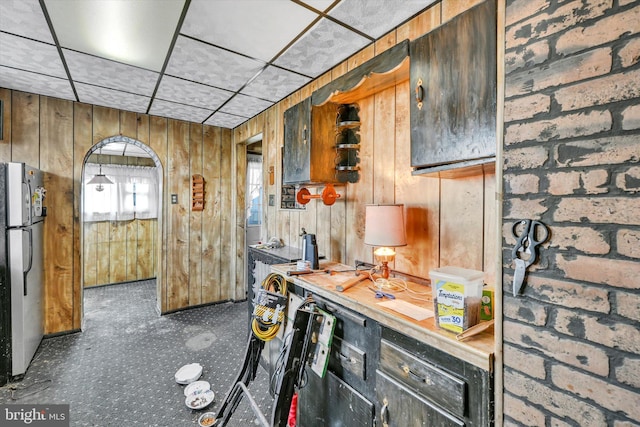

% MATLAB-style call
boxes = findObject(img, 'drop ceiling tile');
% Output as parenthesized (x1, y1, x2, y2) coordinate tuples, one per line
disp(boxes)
(0, 0, 54, 43)
(220, 93, 273, 118)
(0, 33, 67, 78)
(329, 0, 437, 39)
(274, 17, 370, 77)
(148, 98, 213, 123)
(166, 36, 265, 92)
(182, 0, 320, 62)
(63, 49, 159, 96)
(75, 82, 151, 113)
(301, 0, 339, 12)
(155, 75, 234, 111)
(44, 0, 184, 71)
(241, 66, 311, 102)
(0, 66, 75, 100)
(205, 112, 248, 129)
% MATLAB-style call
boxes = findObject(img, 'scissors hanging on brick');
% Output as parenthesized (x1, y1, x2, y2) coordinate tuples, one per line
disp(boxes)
(511, 219, 550, 296)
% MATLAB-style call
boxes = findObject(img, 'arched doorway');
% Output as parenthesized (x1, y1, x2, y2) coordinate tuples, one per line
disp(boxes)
(80, 135, 163, 324)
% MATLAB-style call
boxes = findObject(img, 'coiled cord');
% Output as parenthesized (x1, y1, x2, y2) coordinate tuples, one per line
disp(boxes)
(252, 273, 288, 341)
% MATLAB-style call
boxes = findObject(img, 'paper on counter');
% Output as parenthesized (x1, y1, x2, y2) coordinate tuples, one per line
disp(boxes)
(377, 300, 434, 321)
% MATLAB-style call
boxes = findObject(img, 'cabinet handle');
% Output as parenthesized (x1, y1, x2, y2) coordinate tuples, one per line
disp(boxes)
(415, 78, 424, 110)
(381, 398, 389, 427)
(402, 364, 432, 385)
(336, 352, 355, 364)
(302, 125, 308, 145)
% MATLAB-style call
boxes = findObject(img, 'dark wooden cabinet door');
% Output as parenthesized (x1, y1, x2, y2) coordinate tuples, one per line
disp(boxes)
(410, 0, 497, 171)
(283, 97, 312, 184)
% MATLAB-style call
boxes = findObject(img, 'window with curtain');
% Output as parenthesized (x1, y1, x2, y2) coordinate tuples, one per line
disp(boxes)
(83, 164, 159, 222)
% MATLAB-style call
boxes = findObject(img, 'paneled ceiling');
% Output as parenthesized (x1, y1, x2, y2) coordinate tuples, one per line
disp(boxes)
(0, 0, 437, 129)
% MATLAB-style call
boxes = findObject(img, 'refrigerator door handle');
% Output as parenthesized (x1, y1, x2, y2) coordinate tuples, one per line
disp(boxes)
(26, 179, 33, 225)
(23, 228, 33, 296)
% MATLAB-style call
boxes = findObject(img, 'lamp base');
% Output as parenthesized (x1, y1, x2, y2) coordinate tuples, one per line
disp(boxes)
(380, 261, 390, 279)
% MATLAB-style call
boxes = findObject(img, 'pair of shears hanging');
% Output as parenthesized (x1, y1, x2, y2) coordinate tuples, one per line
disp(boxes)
(511, 219, 550, 296)
(368, 286, 395, 299)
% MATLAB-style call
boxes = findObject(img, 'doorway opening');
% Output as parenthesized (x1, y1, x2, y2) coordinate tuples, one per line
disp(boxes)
(246, 139, 263, 246)
(80, 136, 163, 324)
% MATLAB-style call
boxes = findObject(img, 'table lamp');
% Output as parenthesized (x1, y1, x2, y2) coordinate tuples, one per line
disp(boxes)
(364, 204, 407, 279)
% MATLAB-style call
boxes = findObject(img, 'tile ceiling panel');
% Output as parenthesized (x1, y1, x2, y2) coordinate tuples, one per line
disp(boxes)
(241, 66, 312, 103)
(1, 1, 439, 128)
(329, 0, 438, 39)
(301, 0, 337, 12)
(219, 93, 273, 118)
(181, 0, 318, 62)
(44, 0, 185, 71)
(273, 17, 370, 77)
(205, 112, 248, 129)
(155, 75, 234, 111)
(75, 82, 150, 113)
(166, 36, 265, 92)
(0, 0, 54, 43)
(0, 33, 67, 78)
(63, 49, 159, 96)
(149, 98, 213, 123)
(0, 66, 75, 100)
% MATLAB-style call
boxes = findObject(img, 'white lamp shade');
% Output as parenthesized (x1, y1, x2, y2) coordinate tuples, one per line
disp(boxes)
(87, 174, 114, 185)
(364, 204, 407, 247)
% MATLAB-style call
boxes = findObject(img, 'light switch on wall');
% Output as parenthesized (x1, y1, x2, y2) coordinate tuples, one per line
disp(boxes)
(171, 194, 178, 204)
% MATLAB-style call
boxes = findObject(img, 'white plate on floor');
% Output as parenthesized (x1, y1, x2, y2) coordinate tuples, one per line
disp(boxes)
(184, 380, 210, 396)
(186, 389, 215, 410)
(175, 363, 203, 384)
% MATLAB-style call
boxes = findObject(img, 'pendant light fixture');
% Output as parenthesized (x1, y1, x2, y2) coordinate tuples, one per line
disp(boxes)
(87, 147, 114, 192)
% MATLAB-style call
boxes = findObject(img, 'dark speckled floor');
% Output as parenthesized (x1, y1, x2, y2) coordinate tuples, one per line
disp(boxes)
(0, 280, 272, 426)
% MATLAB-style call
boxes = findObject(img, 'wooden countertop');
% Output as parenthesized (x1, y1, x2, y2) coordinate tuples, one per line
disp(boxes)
(271, 261, 494, 372)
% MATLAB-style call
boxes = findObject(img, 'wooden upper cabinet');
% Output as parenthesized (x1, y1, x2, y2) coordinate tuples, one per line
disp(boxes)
(410, 0, 497, 176)
(283, 99, 338, 185)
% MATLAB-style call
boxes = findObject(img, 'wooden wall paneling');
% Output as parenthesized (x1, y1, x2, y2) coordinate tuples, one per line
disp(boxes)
(440, 175, 485, 270)
(345, 93, 375, 266)
(149, 116, 168, 311)
(10, 91, 39, 166)
(125, 220, 137, 281)
(374, 31, 398, 55)
(189, 123, 204, 305)
(137, 114, 150, 145)
(397, 3, 441, 42)
(40, 96, 74, 334)
(394, 82, 440, 279)
(372, 86, 397, 204)
(0, 88, 11, 161)
(276, 96, 292, 246)
(96, 221, 110, 285)
(83, 222, 97, 287)
(348, 44, 375, 72)
(441, 0, 486, 23)
(264, 106, 279, 242)
(110, 221, 127, 283)
(219, 128, 233, 301)
(73, 102, 92, 328)
(235, 139, 246, 301)
(202, 125, 221, 303)
(167, 120, 190, 310)
(92, 106, 119, 144)
(483, 171, 497, 285)
(120, 110, 137, 139)
(137, 219, 154, 279)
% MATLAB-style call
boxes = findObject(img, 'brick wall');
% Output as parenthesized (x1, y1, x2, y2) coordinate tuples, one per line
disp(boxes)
(503, 0, 640, 425)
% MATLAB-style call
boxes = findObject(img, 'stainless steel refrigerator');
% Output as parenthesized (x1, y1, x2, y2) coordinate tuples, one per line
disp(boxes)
(0, 162, 46, 382)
